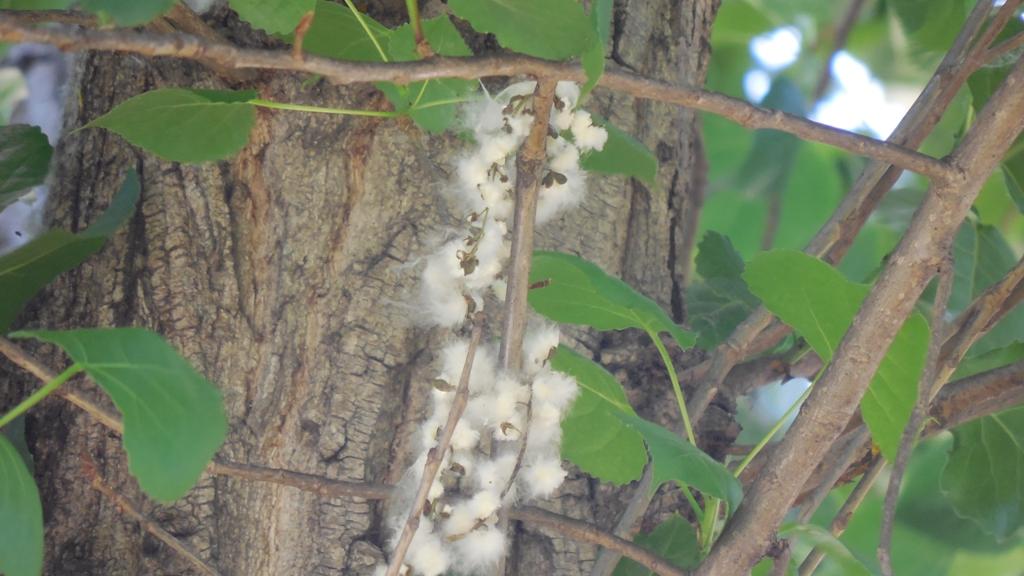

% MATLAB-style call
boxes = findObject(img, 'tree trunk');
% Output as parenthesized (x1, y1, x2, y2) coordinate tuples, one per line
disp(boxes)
(12, 1, 719, 573)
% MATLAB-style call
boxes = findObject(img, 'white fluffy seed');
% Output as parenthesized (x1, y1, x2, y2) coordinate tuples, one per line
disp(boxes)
(450, 420, 480, 451)
(522, 456, 568, 499)
(571, 110, 609, 152)
(532, 370, 579, 411)
(474, 453, 517, 493)
(522, 324, 560, 374)
(453, 526, 507, 572)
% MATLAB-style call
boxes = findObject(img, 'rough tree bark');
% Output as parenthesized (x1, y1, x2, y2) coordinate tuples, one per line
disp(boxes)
(3, 1, 720, 574)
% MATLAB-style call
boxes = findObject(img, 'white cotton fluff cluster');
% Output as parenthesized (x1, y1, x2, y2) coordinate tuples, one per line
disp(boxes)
(419, 81, 609, 330)
(389, 82, 601, 575)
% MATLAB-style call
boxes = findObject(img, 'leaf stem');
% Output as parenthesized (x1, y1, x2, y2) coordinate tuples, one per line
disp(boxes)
(650, 332, 696, 444)
(248, 99, 400, 117)
(411, 96, 472, 110)
(343, 0, 389, 63)
(679, 481, 704, 518)
(700, 498, 721, 555)
(0, 363, 81, 429)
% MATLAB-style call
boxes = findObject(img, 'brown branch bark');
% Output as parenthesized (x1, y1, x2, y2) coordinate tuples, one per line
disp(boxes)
(686, 0, 999, 430)
(0, 12, 950, 180)
(797, 458, 885, 576)
(386, 315, 484, 576)
(696, 55, 1024, 576)
(813, 0, 868, 101)
(0, 326, 689, 575)
(879, 261, 954, 575)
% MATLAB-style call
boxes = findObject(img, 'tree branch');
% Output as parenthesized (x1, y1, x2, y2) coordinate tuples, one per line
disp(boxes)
(797, 458, 885, 576)
(0, 12, 952, 180)
(386, 314, 484, 576)
(2, 334, 690, 576)
(879, 259, 954, 575)
(696, 54, 1024, 576)
(686, 0, 1000, 430)
(813, 0, 868, 101)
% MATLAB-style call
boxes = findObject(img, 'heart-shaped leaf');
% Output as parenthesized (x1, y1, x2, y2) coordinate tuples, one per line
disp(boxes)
(580, 119, 658, 185)
(552, 346, 646, 485)
(11, 328, 227, 502)
(448, 0, 595, 60)
(0, 124, 52, 210)
(529, 251, 695, 350)
(941, 406, 1024, 540)
(300, 0, 391, 62)
(79, 0, 175, 25)
(688, 231, 759, 348)
(229, 0, 315, 34)
(615, 412, 743, 512)
(612, 514, 700, 576)
(743, 250, 930, 461)
(86, 89, 257, 163)
(0, 435, 43, 576)
(0, 171, 139, 332)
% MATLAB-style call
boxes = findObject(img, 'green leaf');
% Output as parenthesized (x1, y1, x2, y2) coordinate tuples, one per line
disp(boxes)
(615, 412, 743, 512)
(0, 435, 42, 576)
(0, 124, 52, 210)
(950, 221, 977, 313)
(578, 0, 611, 100)
(448, 0, 596, 60)
(581, 119, 658, 185)
(0, 0, 73, 8)
(969, 225, 1024, 358)
(528, 251, 695, 350)
(0, 171, 140, 332)
(941, 406, 1024, 540)
(551, 346, 646, 485)
(889, 0, 968, 53)
(969, 63, 1024, 214)
(384, 15, 474, 133)
(86, 88, 256, 163)
(953, 343, 1024, 380)
(612, 514, 700, 576)
(229, 0, 315, 34)
(743, 250, 930, 460)
(687, 231, 758, 349)
(300, 0, 391, 62)
(11, 328, 227, 502)
(79, 0, 175, 26)
(779, 522, 871, 576)
(579, 39, 605, 103)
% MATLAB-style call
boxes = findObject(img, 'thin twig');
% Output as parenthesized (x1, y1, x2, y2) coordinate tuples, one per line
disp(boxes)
(0, 12, 951, 180)
(498, 79, 557, 369)
(938, 253, 1024, 385)
(813, 0, 868, 101)
(5, 337, 1023, 576)
(794, 427, 871, 525)
(985, 31, 1024, 64)
(507, 507, 688, 576)
(589, 466, 655, 576)
(0, 336, 123, 433)
(697, 53, 1024, 576)
(493, 77, 557, 576)
(686, 0, 996, 430)
(878, 258, 954, 575)
(797, 458, 885, 576)
(385, 314, 485, 576)
(81, 454, 222, 576)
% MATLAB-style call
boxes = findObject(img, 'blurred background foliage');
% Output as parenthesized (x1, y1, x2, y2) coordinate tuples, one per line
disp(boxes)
(702, 1, 1024, 574)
